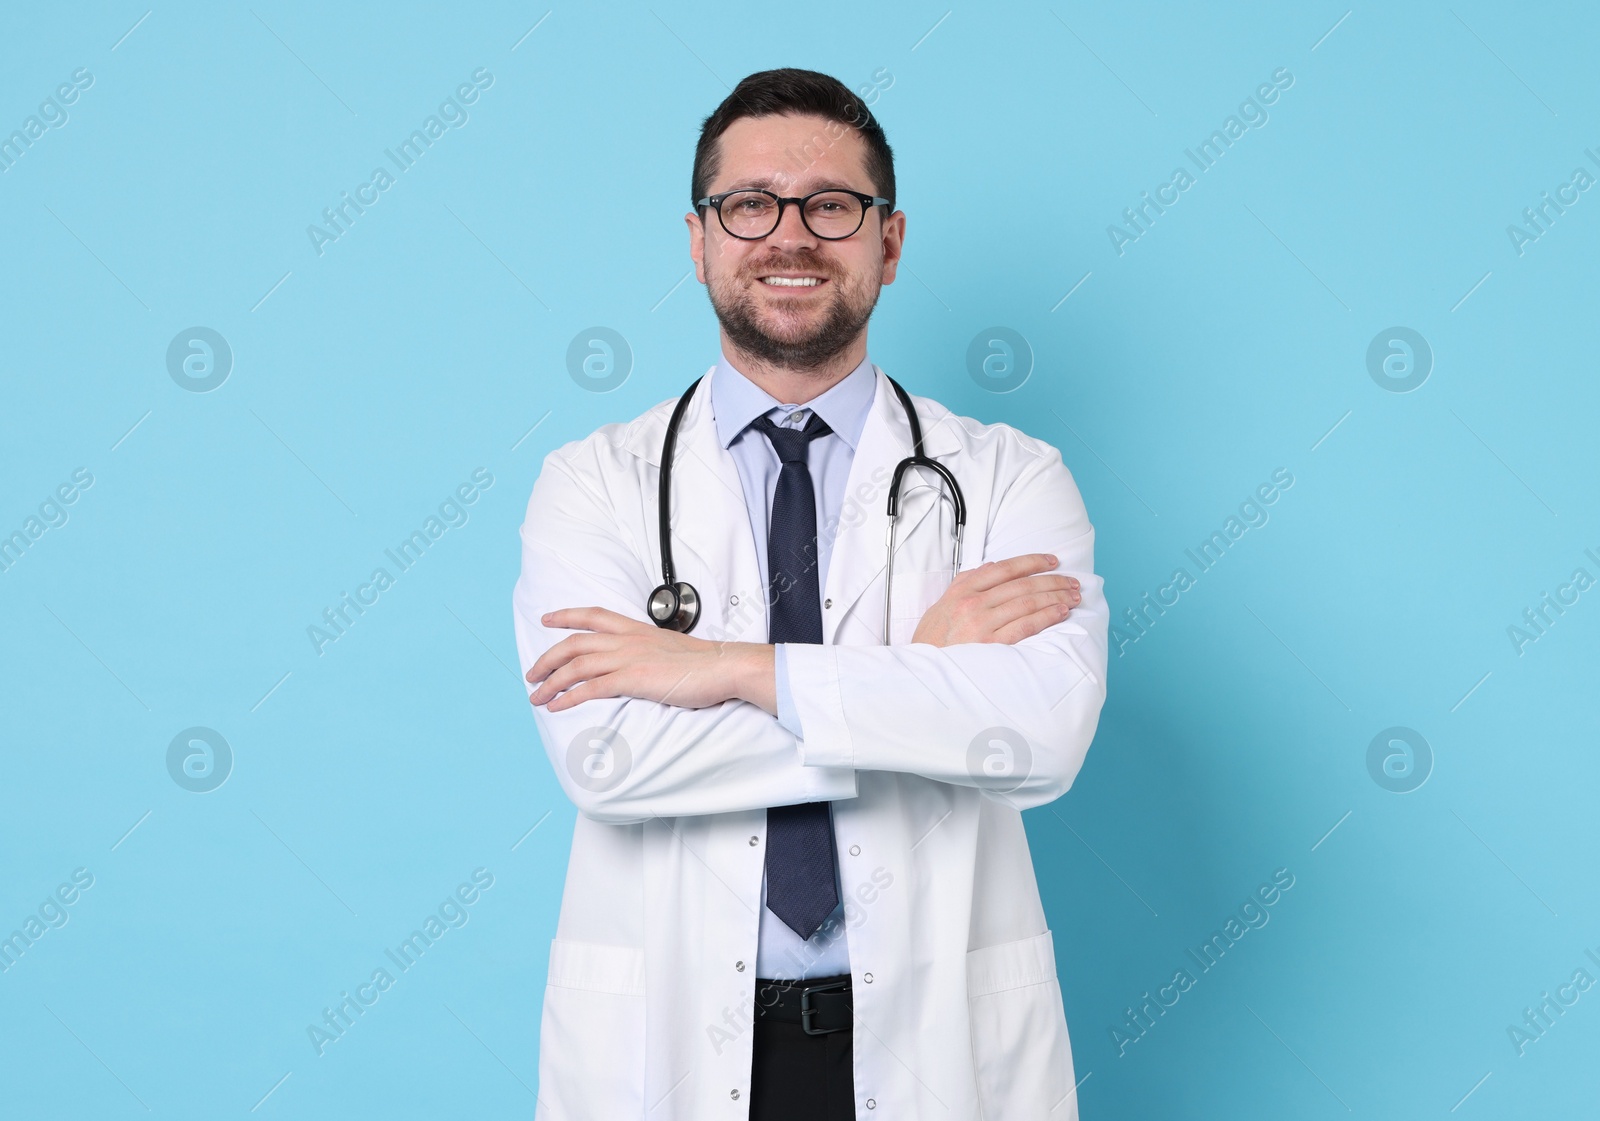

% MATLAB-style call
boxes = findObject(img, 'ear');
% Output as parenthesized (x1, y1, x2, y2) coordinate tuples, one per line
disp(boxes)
(878, 208, 907, 285)
(685, 210, 708, 284)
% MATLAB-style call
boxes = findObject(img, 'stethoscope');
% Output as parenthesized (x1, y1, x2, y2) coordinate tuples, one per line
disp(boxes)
(647, 372, 967, 643)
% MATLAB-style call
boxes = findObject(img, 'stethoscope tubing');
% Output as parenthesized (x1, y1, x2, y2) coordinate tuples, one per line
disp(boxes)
(649, 370, 966, 641)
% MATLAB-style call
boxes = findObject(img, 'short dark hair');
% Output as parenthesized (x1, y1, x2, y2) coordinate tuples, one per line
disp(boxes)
(691, 68, 896, 214)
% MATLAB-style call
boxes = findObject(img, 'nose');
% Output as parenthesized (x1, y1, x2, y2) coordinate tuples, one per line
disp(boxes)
(768, 197, 820, 250)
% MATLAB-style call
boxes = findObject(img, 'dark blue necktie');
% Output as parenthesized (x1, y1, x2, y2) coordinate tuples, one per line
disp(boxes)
(752, 410, 839, 941)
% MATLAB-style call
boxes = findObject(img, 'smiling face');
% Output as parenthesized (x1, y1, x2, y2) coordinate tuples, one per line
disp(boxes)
(687, 112, 905, 375)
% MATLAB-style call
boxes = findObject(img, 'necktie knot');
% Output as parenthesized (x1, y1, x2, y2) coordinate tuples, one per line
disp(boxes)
(752, 411, 832, 466)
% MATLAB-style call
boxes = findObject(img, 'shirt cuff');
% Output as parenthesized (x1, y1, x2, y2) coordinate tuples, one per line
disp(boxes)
(774, 643, 805, 739)
(781, 642, 854, 769)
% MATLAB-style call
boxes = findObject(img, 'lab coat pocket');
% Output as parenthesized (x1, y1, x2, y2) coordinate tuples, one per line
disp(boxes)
(537, 938, 647, 1119)
(886, 567, 954, 645)
(966, 930, 1077, 1120)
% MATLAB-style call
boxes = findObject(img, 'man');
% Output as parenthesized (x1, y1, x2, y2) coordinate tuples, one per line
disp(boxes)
(514, 68, 1108, 1120)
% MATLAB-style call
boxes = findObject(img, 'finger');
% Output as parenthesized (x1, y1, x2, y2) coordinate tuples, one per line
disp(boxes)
(988, 602, 1073, 645)
(526, 632, 612, 683)
(984, 588, 1076, 634)
(541, 607, 652, 636)
(527, 635, 580, 683)
(544, 673, 621, 712)
(531, 652, 611, 703)
(960, 553, 1060, 593)
(983, 574, 1079, 611)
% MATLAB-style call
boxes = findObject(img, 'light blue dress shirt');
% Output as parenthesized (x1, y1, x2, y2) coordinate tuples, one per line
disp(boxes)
(710, 349, 877, 980)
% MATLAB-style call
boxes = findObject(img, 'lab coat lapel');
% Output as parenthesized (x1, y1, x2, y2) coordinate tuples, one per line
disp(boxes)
(822, 368, 964, 645)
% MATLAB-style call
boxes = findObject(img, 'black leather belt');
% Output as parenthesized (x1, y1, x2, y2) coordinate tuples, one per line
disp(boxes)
(752, 975, 853, 1035)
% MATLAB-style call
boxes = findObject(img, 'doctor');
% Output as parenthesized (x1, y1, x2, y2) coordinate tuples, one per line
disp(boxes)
(514, 68, 1109, 1120)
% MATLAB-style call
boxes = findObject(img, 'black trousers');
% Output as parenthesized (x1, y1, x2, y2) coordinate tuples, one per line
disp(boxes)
(748, 976, 855, 1120)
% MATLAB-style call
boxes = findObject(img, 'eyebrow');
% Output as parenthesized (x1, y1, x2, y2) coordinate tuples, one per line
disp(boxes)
(719, 176, 862, 195)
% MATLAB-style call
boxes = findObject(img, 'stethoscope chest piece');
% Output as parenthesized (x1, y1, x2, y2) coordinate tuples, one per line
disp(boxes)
(648, 580, 700, 633)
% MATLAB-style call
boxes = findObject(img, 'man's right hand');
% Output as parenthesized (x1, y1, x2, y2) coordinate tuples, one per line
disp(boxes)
(911, 553, 1081, 647)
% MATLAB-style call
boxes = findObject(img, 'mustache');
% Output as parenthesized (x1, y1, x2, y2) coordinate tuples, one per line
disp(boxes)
(741, 252, 835, 279)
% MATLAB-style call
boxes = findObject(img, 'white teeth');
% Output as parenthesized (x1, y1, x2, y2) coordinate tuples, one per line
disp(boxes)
(760, 276, 822, 287)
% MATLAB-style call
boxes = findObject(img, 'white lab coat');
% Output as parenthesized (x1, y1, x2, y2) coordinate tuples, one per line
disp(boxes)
(512, 363, 1109, 1120)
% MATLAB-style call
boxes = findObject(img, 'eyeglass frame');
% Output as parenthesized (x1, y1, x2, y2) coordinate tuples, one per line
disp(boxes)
(695, 187, 892, 241)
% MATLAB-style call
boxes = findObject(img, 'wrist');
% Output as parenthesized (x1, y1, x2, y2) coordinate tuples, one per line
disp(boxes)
(736, 642, 778, 716)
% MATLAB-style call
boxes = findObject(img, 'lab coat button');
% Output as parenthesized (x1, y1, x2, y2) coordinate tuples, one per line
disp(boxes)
(863, 972, 873, 983)
(736, 960, 745, 971)
(866, 1098, 876, 1109)
(731, 1088, 740, 1100)
(730, 594, 739, 605)
(824, 598, 833, 608)
(849, 844, 860, 856)
(750, 835, 759, 846)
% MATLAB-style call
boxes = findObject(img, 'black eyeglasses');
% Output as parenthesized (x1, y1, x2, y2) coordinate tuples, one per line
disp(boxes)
(696, 188, 891, 241)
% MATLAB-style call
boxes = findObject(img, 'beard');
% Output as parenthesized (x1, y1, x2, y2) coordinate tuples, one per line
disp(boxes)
(706, 247, 881, 371)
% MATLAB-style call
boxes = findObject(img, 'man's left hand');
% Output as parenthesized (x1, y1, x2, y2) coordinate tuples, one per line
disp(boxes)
(526, 607, 774, 714)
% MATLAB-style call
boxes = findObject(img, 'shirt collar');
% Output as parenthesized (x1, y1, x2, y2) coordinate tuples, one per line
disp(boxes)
(711, 350, 877, 451)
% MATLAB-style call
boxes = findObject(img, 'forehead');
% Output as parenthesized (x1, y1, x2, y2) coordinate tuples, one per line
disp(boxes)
(711, 112, 873, 193)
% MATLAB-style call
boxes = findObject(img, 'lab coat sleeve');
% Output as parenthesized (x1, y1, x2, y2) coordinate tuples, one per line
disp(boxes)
(783, 441, 1109, 810)
(512, 449, 857, 825)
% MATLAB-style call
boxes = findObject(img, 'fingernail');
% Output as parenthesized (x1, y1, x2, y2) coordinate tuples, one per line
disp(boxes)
(542, 612, 553, 624)
(1048, 554, 1059, 565)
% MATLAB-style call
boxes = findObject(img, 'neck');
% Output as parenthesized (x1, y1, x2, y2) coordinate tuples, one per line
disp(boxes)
(720, 330, 867, 405)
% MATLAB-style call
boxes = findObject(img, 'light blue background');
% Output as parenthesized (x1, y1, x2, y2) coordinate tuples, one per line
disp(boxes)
(2, 1, 1596, 1117)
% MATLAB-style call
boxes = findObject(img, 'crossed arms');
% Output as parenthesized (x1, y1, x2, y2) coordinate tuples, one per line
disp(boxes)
(512, 442, 1109, 825)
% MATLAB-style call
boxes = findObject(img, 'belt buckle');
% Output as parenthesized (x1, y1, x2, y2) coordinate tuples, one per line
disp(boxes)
(799, 979, 851, 1035)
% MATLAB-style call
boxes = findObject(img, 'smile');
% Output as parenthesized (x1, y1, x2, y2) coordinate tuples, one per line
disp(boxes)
(759, 276, 825, 287)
